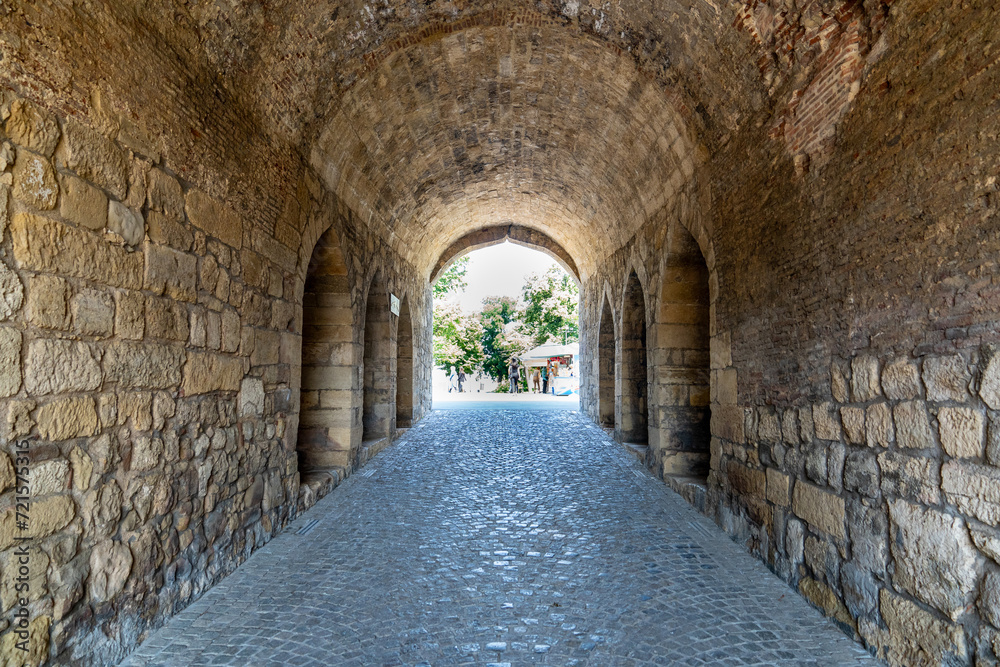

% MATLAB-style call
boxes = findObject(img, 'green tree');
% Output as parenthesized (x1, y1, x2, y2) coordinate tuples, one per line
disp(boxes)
(521, 266, 579, 345)
(432, 301, 483, 373)
(432, 256, 470, 298)
(479, 296, 528, 382)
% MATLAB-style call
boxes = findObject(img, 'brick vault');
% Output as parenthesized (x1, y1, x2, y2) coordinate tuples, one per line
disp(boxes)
(0, 0, 998, 665)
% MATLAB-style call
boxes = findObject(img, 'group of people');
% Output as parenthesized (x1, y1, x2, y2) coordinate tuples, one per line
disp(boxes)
(447, 359, 564, 394)
(507, 357, 560, 394)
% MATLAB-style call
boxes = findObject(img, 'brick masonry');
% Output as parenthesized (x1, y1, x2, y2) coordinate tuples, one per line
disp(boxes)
(0, 0, 998, 665)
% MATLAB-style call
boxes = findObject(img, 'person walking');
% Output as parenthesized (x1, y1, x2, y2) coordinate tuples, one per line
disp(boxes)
(532, 367, 541, 393)
(448, 366, 457, 393)
(550, 362, 559, 395)
(457, 369, 466, 393)
(508, 357, 521, 394)
(541, 362, 549, 395)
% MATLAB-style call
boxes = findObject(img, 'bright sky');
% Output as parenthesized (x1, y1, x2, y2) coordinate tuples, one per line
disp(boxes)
(444, 242, 561, 313)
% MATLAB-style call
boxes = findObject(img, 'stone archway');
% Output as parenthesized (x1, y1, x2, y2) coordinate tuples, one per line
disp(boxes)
(620, 271, 649, 445)
(298, 225, 356, 498)
(396, 297, 414, 429)
(363, 272, 394, 443)
(654, 222, 712, 478)
(599, 293, 616, 428)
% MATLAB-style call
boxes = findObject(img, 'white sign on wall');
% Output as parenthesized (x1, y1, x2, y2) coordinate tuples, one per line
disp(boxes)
(390, 294, 400, 316)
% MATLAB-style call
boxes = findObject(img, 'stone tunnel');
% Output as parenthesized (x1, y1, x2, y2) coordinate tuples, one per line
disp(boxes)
(0, 0, 998, 665)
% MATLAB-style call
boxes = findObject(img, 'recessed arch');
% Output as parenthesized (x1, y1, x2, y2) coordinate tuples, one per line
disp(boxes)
(429, 225, 580, 285)
(396, 296, 414, 429)
(620, 270, 649, 445)
(362, 271, 394, 443)
(653, 220, 712, 478)
(598, 293, 616, 428)
(298, 224, 356, 494)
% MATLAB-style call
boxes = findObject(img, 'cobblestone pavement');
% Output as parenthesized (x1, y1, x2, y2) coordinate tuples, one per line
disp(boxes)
(122, 411, 878, 667)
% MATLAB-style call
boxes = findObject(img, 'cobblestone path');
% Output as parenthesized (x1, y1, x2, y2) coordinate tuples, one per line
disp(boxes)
(122, 411, 878, 666)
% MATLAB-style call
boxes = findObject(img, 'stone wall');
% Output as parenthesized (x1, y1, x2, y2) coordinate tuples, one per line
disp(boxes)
(0, 90, 431, 666)
(578, 2, 1000, 664)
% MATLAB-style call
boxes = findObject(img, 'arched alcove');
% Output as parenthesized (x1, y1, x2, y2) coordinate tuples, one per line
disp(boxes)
(363, 272, 394, 442)
(655, 223, 712, 478)
(396, 297, 414, 428)
(599, 294, 616, 428)
(620, 271, 649, 445)
(298, 225, 356, 492)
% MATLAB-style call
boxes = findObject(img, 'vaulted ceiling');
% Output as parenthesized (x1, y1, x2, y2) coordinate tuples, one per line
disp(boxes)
(2, 0, 767, 277)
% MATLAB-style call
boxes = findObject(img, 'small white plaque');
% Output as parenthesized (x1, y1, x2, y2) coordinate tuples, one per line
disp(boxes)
(390, 294, 400, 316)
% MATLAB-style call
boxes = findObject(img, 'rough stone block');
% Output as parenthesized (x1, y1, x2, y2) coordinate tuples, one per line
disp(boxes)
(715, 368, 737, 405)
(12, 151, 58, 210)
(114, 290, 144, 340)
(146, 210, 192, 250)
(882, 358, 921, 400)
(0, 260, 23, 322)
(870, 589, 967, 666)
(711, 405, 745, 443)
(879, 451, 940, 505)
(145, 295, 189, 342)
(841, 406, 865, 444)
(57, 119, 128, 199)
(799, 577, 854, 628)
(144, 242, 197, 302)
(865, 402, 893, 447)
(108, 201, 144, 246)
(726, 461, 766, 498)
(27, 458, 70, 495)
(813, 402, 840, 441)
(942, 460, 1000, 527)
(792, 481, 845, 539)
(0, 452, 14, 494)
(0, 495, 75, 550)
(922, 355, 970, 402)
(104, 341, 185, 389)
(221, 308, 241, 352)
(251, 329, 280, 366)
(6, 98, 60, 155)
(181, 351, 245, 395)
(72, 289, 114, 336)
(27, 273, 70, 330)
(843, 450, 879, 498)
(25, 339, 101, 395)
(130, 436, 162, 471)
(12, 213, 143, 289)
(830, 359, 849, 403)
(185, 188, 242, 249)
(888, 499, 979, 620)
(59, 173, 107, 230)
(894, 401, 934, 449)
(765, 468, 790, 506)
(939, 407, 984, 459)
(979, 571, 1000, 628)
(851, 355, 880, 402)
(37, 396, 98, 440)
(88, 540, 133, 603)
(146, 167, 185, 219)
(0, 327, 21, 397)
(239, 377, 265, 417)
(983, 352, 1000, 410)
(848, 500, 888, 574)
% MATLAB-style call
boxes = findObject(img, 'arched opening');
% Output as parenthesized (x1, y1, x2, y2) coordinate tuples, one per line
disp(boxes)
(655, 224, 712, 479)
(298, 226, 356, 500)
(396, 297, 414, 428)
(599, 295, 616, 427)
(362, 273, 393, 443)
(620, 271, 648, 445)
